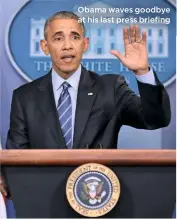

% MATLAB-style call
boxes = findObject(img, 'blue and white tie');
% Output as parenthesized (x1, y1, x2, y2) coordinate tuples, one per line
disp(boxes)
(57, 82, 72, 149)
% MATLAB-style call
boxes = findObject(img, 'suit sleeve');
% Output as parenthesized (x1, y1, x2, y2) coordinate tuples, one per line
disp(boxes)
(6, 90, 29, 149)
(114, 72, 171, 129)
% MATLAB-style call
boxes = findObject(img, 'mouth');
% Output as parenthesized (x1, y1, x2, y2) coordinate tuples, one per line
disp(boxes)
(61, 55, 75, 63)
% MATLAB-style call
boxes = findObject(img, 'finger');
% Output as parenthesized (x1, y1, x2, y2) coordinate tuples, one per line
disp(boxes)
(0, 177, 7, 188)
(0, 185, 7, 197)
(110, 50, 126, 64)
(129, 25, 136, 43)
(142, 31, 147, 45)
(135, 25, 141, 42)
(123, 27, 130, 45)
(0, 177, 3, 184)
(6, 191, 12, 200)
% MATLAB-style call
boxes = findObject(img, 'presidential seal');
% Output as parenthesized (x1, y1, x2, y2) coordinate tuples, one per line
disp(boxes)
(66, 163, 120, 217)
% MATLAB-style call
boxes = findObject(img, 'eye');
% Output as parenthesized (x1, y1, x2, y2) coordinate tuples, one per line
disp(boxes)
(55, 37, 62, 41)
(72, 35, 80, 40)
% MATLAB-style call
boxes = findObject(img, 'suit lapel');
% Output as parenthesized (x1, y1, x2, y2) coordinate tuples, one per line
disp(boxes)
(73, 67, 99, 149)
(35, 71, 66, 149)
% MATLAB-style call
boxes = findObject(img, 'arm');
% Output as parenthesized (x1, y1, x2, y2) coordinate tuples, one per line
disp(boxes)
(6, 89, 29, 149)
(1, 89, 28, 198)
(114, 73, 171, 129)
(111, 25, 171, 129)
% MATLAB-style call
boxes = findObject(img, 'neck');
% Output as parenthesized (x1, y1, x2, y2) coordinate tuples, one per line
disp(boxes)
(52, 64, 79, 80)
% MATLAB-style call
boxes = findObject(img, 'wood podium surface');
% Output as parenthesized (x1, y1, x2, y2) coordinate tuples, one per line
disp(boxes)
(0, 149, 175, 165)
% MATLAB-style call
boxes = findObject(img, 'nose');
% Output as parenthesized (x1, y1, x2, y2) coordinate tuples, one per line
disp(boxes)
(62, 38, 73, 50)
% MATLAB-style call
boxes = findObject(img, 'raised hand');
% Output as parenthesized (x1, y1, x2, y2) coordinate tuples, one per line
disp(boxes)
(110, 25, 149, 75)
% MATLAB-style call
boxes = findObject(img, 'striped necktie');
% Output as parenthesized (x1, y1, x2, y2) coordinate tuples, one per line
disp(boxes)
(57, 82, 72, 149)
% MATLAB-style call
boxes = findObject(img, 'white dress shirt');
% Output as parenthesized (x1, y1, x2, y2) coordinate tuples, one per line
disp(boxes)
(52, 65, 81, 144)
(52, 65, 156, 144)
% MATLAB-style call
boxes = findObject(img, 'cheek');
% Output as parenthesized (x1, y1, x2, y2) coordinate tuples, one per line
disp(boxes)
(76, 42, 86, 55)
(50, 47, 61, 60)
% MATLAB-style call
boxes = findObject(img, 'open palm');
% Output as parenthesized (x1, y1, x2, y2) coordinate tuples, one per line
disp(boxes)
(110, 25, 149, 75)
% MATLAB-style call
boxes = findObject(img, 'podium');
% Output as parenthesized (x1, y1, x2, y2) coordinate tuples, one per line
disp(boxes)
(1, 149, 176, 218)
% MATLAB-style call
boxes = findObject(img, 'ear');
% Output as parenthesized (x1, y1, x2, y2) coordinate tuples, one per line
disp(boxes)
(83, 37, 89, 53)
(40, 40, 50, 55)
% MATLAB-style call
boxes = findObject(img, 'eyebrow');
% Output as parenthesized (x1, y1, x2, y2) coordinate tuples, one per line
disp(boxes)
(52, 31, 81, 38)
(71, 31, 81, 37)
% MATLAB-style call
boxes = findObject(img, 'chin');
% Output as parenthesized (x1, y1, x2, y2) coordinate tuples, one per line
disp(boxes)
(60, 65, 78, 74)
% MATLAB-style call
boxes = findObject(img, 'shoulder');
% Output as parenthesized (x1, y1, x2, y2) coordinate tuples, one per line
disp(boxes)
(13, 73, 50, 96)
(88, 70, 127, 86)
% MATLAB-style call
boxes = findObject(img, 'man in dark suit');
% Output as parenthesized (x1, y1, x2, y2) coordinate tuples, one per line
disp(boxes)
(0, 11, 171, 195)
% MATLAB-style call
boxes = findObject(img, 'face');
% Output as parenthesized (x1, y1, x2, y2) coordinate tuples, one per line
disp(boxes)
(41, 19, 89, 76)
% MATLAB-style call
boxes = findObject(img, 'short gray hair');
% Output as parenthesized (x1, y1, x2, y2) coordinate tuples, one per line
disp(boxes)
(44, 11, 86, 39)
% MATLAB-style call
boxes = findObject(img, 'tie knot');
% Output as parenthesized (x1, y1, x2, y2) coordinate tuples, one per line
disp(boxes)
(62, 82, 70, 91)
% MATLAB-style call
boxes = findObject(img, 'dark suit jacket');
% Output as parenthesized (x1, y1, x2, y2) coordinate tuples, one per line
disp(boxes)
(6, 66, 171, 149)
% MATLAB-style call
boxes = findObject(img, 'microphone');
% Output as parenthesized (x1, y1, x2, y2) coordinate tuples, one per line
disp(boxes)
(85, 144, 89, 149)
(99, 144, 103, 149)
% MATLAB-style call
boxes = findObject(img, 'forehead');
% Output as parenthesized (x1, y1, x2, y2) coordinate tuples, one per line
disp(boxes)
(47, 18, 83, 35)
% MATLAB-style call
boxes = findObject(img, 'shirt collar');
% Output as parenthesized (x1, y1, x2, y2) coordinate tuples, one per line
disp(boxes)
(52, 64, 81, 92)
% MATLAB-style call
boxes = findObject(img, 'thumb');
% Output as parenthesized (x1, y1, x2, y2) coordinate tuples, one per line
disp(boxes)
(110, 50, 126, 64)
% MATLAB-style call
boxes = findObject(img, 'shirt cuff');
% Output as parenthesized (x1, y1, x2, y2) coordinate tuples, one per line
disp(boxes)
(135, 67, 156, 85)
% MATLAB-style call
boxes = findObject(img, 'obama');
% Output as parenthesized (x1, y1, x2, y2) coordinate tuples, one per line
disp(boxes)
(0, 11, 171, 197)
